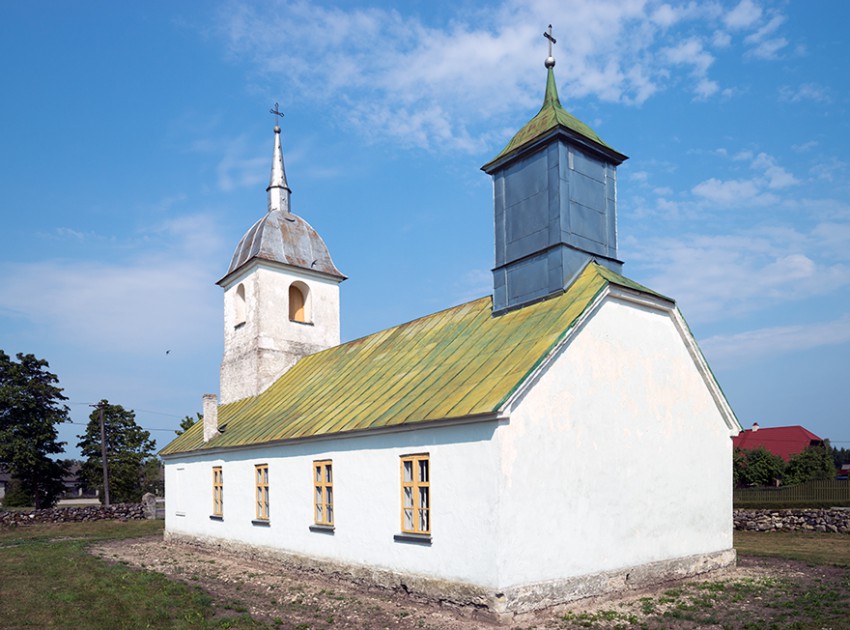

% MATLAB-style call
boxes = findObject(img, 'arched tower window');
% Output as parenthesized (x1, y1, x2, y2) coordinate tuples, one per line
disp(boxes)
(234, 283, 246, 327)
(289, 282, 309, 323)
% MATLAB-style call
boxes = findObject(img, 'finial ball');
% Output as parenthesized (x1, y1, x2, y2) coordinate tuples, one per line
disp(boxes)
(274, 125, 281, 133)
(545, 56, 556, 68)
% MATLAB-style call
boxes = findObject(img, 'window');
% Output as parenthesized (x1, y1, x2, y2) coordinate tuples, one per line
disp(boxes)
(400, 454, 430, 534)
(234, 283, 246, 327)
(289, 283, 307, 322)
(255, 464, 269, 520)
(313, 460, 333, 526)
(212, 466, 223, 517)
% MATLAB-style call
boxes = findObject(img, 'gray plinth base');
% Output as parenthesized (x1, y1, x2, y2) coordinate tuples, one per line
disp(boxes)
(163, 531, 734, 615)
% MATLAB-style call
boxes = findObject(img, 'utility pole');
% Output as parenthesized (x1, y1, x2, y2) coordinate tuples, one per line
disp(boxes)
(98, 402, 111, 507)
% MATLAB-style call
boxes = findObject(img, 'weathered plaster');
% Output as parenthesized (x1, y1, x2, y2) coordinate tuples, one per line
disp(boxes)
(219, 261, 341, 404)
(497, 295, 735, 589)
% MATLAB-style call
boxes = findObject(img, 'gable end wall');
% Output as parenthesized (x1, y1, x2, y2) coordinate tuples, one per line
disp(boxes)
(496, 295, 734, 591)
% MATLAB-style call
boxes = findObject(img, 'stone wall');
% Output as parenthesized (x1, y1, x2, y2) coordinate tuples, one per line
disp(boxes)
(0, 503, 147, 527)
(734, 508, 850, 533)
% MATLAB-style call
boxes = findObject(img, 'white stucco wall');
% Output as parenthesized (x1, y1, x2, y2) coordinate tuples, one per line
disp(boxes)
(496, 295, 734, 589)
(219, 261, 341, 404)
(171, 291, 735, 599)
(164, 420, 503, 588)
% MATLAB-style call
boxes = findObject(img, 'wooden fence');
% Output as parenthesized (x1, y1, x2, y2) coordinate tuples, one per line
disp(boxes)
(734, 479, 850, 507)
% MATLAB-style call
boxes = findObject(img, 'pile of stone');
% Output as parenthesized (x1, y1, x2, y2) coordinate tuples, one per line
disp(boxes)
(0, 503, 147, 527)
(734, 508, 850, 533)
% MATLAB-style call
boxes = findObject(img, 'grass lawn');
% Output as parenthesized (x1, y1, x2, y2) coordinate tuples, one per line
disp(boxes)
(1, 520, 849, 629)
(734, 529, 850, 567)
(0, 520, 267, 629)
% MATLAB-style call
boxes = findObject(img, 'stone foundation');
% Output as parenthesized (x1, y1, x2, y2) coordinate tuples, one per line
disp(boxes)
(164, 531, 734, 614)
(500, 549, 736, 613)
(734, 508, 850, 533)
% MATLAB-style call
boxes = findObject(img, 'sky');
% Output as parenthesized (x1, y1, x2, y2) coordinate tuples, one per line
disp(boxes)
(1, 0, 848, 457)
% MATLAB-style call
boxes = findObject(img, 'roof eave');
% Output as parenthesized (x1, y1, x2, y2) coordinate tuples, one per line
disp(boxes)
(217, 256, 348, 288)
(159, 411, 507, 459)
(482, 125, 628, 174)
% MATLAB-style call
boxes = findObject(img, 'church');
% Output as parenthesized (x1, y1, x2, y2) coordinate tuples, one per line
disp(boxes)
(160, 38, 741, 613)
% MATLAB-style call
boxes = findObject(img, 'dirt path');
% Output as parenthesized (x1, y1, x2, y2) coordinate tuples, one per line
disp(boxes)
(90, 537, 849, 629)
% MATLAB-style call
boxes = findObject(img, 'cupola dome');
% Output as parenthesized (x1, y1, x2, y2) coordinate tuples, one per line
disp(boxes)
(218, 121, 345, 285)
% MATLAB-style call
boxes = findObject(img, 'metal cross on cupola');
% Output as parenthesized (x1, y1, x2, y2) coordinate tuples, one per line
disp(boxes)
(544, 24, 557, 68)
(269, 102, 285, 127)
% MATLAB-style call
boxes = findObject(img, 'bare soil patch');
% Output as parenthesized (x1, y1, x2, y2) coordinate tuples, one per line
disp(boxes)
(91, 537, 850, 629)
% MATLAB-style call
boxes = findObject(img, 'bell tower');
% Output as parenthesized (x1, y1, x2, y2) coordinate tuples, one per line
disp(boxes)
(217, 109, 346, 404)
(482, 26, 627, 314)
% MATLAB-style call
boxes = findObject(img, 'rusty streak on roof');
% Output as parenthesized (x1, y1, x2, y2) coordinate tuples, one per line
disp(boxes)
(161, 264, 665, 456)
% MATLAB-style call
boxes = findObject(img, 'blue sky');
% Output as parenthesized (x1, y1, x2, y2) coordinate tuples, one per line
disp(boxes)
(1, 0, 848, 456)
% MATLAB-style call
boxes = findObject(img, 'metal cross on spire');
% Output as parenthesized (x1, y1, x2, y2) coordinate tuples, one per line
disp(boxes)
(269, 102, 285, 127)
(544, 24, 557, 68)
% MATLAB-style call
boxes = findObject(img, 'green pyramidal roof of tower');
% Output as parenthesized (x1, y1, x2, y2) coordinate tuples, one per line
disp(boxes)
(483, 67, 625, 171)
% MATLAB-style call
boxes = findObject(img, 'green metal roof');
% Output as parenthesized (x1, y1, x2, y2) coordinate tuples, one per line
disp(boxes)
(482, 67, 624, 172)
(161, 264, 665, 456)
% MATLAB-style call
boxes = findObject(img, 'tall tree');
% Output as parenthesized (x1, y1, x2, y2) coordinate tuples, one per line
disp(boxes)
(0, 351, 68, 508)
(77, 400, 156, 503)
(734, 446, 786, 487)
(830, 445, 850, 469)
(785, 446, 836, 485)
(175, 412, 201, 436)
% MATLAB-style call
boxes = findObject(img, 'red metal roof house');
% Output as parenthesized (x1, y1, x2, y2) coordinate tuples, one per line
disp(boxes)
(733, 423, 824, 461)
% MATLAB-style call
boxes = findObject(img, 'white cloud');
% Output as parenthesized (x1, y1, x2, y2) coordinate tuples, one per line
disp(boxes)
(662, 38, 714, 75)
(215, 135, 267, 192)
(211, 0, 777, 150)
(711, 30, 732, 48)
(626, 226, 850, 324)
(700, 315, 850, 364)
(690, 151, 797, 205)
(751, 152, 799, 189)
(779, 83, 831, 104)
(0, 215, 225, 357)
(792, 140, 818, 153)
(452, 268, 492, 304)
(694, 78, 720, 99)
(692, 177, 764, 204)
(744, 14, 788, 59)
(723, 0, 762, 30)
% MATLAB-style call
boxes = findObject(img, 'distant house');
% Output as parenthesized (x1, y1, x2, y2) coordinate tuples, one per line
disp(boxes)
(61, 462, 96, 498)
(733, 423, 824, 461)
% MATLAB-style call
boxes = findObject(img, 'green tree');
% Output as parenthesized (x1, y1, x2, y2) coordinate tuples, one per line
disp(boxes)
(735, 447, 786, 487)
(785, 445, 836, 485)
(175, 412, 201, 436)
(830, 445, 850, 469)
(0, 351, 68, 508)
(77, 400, 156, 503)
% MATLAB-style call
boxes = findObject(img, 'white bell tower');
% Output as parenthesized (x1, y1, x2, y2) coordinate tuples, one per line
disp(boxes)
(217, 112, 346, 404)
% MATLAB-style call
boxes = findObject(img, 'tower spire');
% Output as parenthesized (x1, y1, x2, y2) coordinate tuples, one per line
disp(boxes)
(267, 102, 291, 214)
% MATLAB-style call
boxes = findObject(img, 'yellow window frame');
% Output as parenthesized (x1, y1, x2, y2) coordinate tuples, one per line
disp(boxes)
(255, 463, 269, 520)
(313, 460, 333, 526)
(400, 454, 430, 535)
(212, 466, 223, 516)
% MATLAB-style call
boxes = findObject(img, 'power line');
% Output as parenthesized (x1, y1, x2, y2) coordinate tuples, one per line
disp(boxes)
(65, 420, 177, 433)
(68, 401, 185, 419)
